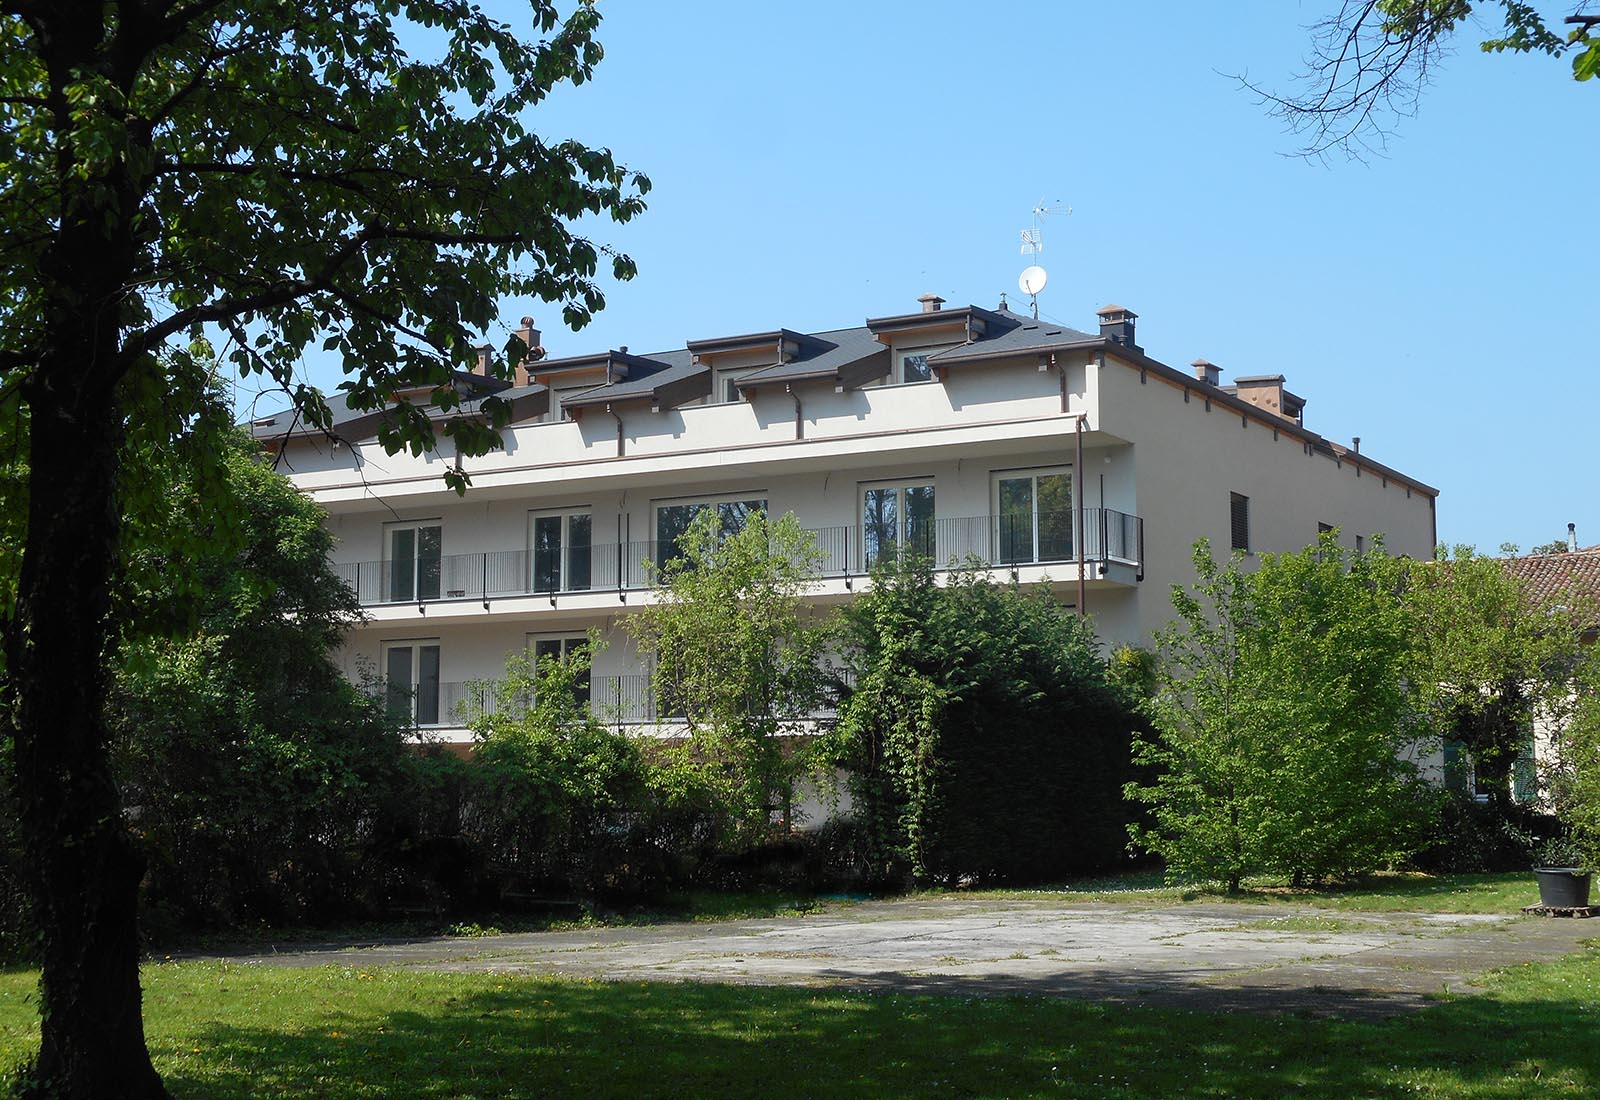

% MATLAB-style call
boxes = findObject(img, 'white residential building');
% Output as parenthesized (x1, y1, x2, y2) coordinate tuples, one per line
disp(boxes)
(257, 296, 1439, 743)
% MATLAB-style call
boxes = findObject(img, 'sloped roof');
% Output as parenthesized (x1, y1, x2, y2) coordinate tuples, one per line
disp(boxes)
(1502, 548, 1600, 634)
(929, 309, 1100, 365)
(247, 371, 544, 444)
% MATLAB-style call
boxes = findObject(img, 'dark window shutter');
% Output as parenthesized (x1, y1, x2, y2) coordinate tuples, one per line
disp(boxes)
(1230, 492, 1250, 551)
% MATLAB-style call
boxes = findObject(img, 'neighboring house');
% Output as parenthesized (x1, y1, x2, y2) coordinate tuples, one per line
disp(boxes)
(1499, 544, 1600, 801)
(256, 296, 1439, 743)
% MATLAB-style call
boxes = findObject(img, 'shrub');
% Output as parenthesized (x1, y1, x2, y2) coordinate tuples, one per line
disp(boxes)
(837, 557, 1145, 887)
(1127, 536, 1437, 889)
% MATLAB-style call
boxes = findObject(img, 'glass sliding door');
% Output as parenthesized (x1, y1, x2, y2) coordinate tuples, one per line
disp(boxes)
(861, 487, 899, 568)
(383, 641, 441, 725)
(654, 496, 767, 571)
(529, 511, 593, 593)
(861, 482, 935, 567)
(530, 635, 591, 705)
(386, 522, 441, 603)
(993, 469, 1073, 564)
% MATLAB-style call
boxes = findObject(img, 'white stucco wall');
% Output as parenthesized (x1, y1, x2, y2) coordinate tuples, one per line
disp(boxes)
(298, 343, 1440, 735)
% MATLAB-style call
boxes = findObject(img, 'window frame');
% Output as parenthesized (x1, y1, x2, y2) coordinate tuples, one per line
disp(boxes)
(382, 519, 442, 603)
(859, 479, 936, 567)
(891, 342, 953, 386)
(989, 466, 1075, 565)
(381, 638, 442, 726)
(652, 492, 770, 570)
(527, 508, 594, 594)
(526, 633, 592, 705)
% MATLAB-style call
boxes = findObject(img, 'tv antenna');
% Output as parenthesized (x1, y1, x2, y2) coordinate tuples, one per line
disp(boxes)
(1018, 199, 1071, 319)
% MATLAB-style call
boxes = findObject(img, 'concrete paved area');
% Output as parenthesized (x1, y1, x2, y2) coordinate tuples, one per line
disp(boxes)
(214, 897, 1597, 1019)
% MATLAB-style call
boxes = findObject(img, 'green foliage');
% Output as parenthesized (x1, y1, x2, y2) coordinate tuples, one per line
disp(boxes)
(626, 509, 834, 842)
(1107, 644, 1159, 702)
(0, 0, 650, 484)
(837, 556, 1144, 886)
(1406, 545, 1581, 804)
(112, 430, 414, 931)
(1547, 647, 1600, 866)
(467, 644, 648, 895)
(1128, 536, 1436, 890)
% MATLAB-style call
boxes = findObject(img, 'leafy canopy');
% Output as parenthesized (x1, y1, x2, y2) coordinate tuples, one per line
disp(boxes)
(1250, 1, 1597, 160)
(1127, 535, 1436, 889)
(0, 0, 649, 482)
(624, 509, 834, 840)
(836, 556, 1142, 887)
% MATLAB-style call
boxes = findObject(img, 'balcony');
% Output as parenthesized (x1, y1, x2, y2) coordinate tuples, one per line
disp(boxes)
(336, 507, 1143, 609)
(399, 673, 851, 730)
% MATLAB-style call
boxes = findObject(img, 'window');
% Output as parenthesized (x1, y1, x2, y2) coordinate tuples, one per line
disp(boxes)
(1229, 492, 1250, 552)
(383, 640, 441, 725)
(993, 469, 1073, 564)
(529, 510, 592, 593)
(529, 635, 591, 705)
(893, 344, 951, 385)
(654, 495, 768, 570)
(385, 521, 441, 602)
(713, 370, 757, 404)
(861, 482, 935, 567)
(1355, 534, 1366, 554)
(1317, 522, 1334, 536)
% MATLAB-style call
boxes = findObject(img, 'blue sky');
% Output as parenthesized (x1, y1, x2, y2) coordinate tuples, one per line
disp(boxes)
(256, 2, 1598, 553)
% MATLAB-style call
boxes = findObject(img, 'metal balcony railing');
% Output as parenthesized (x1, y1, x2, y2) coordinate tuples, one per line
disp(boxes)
(337, 509, 1142, 607)
(393, 671, 852, 729)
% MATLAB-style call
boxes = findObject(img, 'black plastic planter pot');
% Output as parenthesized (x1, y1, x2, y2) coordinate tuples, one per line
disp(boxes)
(1534, 868, 1593, 909)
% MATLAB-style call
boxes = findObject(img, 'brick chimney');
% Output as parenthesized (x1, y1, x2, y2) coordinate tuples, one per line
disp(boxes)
(918, 293, 945, 314)
(1097, 304, 1139, 352)
(1232, 373, 1305, 425)
(472, 344, 492, 376)
(1191, 358, 1221, 387)
(512, 316, 544, 386)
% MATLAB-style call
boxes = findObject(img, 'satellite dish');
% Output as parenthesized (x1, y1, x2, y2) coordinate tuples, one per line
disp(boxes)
(1018, 265, 1048, 296)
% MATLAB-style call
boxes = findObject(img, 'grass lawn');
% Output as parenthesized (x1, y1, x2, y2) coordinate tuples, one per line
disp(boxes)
(2, 943, 1599, 1099)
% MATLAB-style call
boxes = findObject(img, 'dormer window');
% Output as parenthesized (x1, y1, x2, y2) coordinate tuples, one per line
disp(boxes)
(713, 369, 757, 404)
(893, 344, 950, 385)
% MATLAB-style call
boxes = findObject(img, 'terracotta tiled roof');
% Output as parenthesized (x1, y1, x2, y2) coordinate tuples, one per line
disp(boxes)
(1501, 548, 1600, 634)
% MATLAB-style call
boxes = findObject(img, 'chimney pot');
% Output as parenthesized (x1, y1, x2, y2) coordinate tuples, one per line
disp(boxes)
(1190, 357, 1220, 387)
(917, 293, 945, 313)
(512, 316, 544, 386)
(1097, 304, 1140, 352)
(1569, 522, 1578, 552)
(1352, 436, 1361, 454)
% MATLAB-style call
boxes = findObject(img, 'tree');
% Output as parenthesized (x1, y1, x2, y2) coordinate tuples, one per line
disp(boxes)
(113, 423, 413, 932)
(1127, 536, 1435, 890)
(0, 2, 646, 1093)
(624, 509, 833, 842)
(836, 557, 1143, 886)
(1404, 545, 1581, 805)
(467, 642, 648, 897)
(1548, 646, 1600, 863)
(1249, 2, 1598, 159)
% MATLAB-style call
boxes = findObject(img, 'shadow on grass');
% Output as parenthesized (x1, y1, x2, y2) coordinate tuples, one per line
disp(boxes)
(162, 963, 1600, 1100)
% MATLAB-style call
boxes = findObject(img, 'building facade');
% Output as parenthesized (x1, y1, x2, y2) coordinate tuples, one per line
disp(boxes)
(258, 296, 1439, 743)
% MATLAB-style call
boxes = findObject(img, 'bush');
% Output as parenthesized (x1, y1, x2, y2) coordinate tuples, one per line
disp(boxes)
(1127, 536, 1437, 889)
(1412, 792, 1551, 873)
(836, 557, 1145, 887)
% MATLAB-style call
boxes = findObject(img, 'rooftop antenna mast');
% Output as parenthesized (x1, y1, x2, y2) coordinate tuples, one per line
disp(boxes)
(1018, 199, 1070, 320)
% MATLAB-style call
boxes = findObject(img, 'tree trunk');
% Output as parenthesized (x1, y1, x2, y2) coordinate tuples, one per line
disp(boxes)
(4, 349, 166, 1097)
